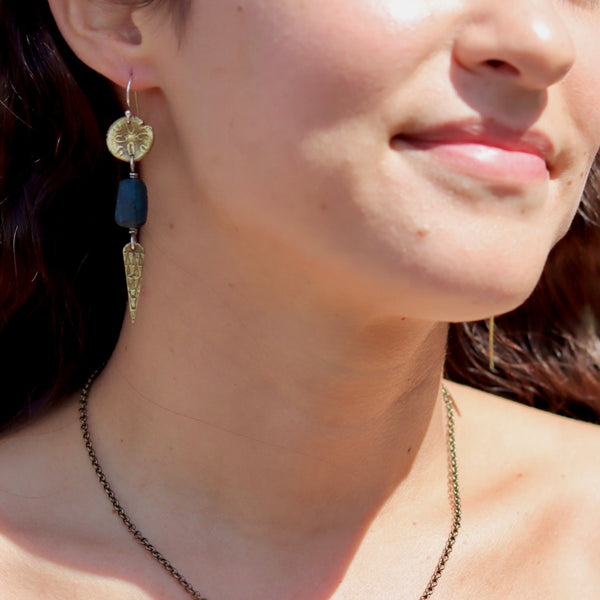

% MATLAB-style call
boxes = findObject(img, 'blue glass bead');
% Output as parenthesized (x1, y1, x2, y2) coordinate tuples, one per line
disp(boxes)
(114, 178, 148, 228)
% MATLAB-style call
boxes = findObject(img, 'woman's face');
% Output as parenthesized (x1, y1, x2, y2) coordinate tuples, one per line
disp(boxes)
(142, 0, 600, 320)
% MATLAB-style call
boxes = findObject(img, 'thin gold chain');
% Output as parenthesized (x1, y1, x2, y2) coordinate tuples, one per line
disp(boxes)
(79, 372, 461, 600)
(420, 384, 462, 599)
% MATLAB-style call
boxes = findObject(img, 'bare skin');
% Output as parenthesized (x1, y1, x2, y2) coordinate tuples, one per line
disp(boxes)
(0, 384, 599, 599)
(1, 0, 600, 597)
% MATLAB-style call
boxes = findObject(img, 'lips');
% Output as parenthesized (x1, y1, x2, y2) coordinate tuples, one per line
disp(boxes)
(391, 119, 556, 183)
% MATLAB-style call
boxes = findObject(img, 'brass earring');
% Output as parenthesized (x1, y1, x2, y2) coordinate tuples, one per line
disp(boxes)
(488, 316, 496, 371)
(106, 75, 154, 323)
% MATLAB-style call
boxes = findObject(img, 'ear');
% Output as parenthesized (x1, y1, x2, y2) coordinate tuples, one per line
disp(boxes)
(47, 0, 159, 90)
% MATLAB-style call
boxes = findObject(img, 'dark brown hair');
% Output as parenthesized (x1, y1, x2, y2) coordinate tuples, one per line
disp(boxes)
(1, 0, 599, 430)
(0, 0, 126, 427)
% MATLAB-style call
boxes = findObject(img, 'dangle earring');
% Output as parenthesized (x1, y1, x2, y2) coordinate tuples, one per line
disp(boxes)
(106, 76, 154, 323)
(488, 316, 496, 371)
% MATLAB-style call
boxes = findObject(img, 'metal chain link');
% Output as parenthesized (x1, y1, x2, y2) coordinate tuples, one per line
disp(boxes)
(419, 385, 462, 599)
(79, 371, 461, 600)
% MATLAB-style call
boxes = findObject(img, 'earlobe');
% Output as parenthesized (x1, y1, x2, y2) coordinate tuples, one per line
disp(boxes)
(47, 0, 158, 90)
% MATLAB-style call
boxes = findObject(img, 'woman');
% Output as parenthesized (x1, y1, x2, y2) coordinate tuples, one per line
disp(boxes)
(0, 0, 599, 598)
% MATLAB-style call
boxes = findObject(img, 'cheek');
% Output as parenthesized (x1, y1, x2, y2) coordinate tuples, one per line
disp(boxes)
(242, 1, 457, 127)
(154, 2, 452, 230)
(553, 28, 600, 237)
(167, 0, 462, 144)
(160, 1, 460, 220)
(564, 21, 600, 155)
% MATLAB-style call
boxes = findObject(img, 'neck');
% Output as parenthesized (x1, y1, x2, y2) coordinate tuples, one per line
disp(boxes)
(88, 171, 450, 546)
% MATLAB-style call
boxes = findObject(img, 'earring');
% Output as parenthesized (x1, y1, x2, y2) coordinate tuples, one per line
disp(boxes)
(106, 75, 154, 323)
(488, 316, 496, 371)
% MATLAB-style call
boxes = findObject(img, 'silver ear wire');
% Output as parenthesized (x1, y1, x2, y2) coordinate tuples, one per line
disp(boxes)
(125, 74, 140, 118)
(126, 75, 132, 111)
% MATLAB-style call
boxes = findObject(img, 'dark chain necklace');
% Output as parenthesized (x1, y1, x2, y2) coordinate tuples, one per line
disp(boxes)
(79, 371, 461, 599)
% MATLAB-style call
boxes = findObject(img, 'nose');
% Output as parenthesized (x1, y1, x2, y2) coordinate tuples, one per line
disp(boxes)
(453, 2, 576, 90)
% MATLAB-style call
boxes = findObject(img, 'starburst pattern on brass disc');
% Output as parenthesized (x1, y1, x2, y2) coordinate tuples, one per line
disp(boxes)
(107, 116, 154, 162)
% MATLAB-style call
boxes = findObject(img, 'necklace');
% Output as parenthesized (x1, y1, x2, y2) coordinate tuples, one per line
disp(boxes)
(79, 372, 461, 600)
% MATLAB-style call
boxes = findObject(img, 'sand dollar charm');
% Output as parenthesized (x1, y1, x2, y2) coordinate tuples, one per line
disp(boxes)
(106, 115, 154, 162)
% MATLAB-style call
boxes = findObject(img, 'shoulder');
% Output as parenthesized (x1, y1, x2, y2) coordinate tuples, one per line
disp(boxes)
(0, 398, 101, 598)
(0, 397, 167, 600)
(447, 381, 600, 595)
(447, 380, 600, 475)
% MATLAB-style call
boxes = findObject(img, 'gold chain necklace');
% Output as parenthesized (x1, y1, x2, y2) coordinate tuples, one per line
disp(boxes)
(79, 372, 461, 600)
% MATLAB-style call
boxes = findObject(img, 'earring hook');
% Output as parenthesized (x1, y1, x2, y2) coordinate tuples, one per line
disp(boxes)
(126, 75, 133, 113)
(125, 74, 140, 117)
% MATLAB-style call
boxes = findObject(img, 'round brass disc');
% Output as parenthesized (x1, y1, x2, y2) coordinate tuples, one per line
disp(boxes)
(106, 116, 154, 162)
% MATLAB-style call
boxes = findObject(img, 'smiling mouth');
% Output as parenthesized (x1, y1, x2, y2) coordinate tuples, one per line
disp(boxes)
(392, 137, 550, 183)
(391, 120, 555, 184)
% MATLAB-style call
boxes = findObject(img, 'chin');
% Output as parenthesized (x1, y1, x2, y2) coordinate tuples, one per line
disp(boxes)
(438, 281, 542, 324)
(381, 261, 548, 324)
